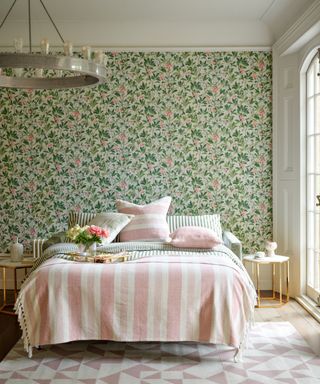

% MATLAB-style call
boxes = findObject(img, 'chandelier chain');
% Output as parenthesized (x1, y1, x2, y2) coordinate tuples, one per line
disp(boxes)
(0, 0, 17, 30)
(39, 0, 65, 44)
(28, 0, 31, 53)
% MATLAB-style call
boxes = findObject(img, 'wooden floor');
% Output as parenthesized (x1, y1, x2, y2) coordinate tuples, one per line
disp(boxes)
(0, 296, 319, 362)
(255, 299, 320, 355)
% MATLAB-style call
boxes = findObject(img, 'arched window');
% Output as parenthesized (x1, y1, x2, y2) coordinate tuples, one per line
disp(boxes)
(306, 50, 320, 302)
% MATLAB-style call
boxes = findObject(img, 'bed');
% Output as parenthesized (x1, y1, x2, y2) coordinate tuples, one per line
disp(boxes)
(16, 213, 256, 360)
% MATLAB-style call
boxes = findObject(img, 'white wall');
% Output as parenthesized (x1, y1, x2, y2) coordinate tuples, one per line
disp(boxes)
(273, 1, 320, 297)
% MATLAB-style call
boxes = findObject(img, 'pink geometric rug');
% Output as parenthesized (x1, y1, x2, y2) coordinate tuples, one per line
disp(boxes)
(0, 322, 319, 383)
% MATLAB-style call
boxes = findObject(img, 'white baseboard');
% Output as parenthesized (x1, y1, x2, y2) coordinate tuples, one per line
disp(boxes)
(296, 295, 320, 323)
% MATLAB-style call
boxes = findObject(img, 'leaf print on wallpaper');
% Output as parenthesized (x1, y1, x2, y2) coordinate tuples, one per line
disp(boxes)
(0, 51, 272, 253)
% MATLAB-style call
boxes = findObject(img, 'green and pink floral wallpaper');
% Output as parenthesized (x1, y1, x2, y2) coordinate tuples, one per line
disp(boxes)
(0, 51, 272, 253)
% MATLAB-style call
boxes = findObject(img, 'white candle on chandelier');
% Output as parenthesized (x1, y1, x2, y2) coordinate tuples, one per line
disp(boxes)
(94, 50, 105, 65)
(40, 38, 50, 54)
(82, 45, 91, 60)
(64, 41, 73, 56)
(13, 38, 23, 53)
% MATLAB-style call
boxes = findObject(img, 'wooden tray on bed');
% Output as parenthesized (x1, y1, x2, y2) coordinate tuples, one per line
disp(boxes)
(66, 252, 129, 264)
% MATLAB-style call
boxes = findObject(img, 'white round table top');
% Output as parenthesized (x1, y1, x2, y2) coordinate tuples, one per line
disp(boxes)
(243, 254, 289, 263)
(0, 258, 34, 268)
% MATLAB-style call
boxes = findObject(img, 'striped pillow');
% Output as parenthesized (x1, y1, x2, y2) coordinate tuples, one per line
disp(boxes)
(116, 196, 171, 242)
(167, 214, 223, 241)
(68, 211, 96, 229)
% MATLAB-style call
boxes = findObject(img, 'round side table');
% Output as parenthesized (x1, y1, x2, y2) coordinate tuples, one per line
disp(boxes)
(243, 254, 289, 308)
(0, 258, 34, 315)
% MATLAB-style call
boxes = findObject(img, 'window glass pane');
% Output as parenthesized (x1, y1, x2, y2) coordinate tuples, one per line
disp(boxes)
(315, 58, 320, 94)
(307, 97, 314, 135)
(307, 176, 315, 211)
(316, 135, 320, 173)
(316, 95, 320, 134)
(307, 64, 314, 97)
(307, 135, 315, 173)
(307, 248, 315, 286)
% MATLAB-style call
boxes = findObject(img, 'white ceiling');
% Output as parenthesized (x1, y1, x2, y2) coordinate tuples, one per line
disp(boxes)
(0, 0, 315, 48)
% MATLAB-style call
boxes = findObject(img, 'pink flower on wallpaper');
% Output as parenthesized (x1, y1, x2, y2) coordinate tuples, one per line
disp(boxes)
(11, 188, 17, 196)
(112, 98, 119, 104)
(160, 168, 166, 174)
(240, 68, 246, 74)
(165, 158, 174, 167)
(258, 155, 266, 165)
(212, 179, 220, 189)
(119, 85, 127, 94)
(258, 108, 265, 118)
(75, 158, 81, 166)
(113, 145, 121, 151)
(212, 134, 220, 142)
(212, 86, 220, 94)
(239, 115, 245, 122)
(27, 134, 34, 142)
(194, 186, 201, 193)
(252, 121, 258, 128)
(251, 73, 257, 79)
(241, 210, 247, 217)
(67, 122, 74, 129)
(138, 142, 145, 148)
(101, 140, 108, 147)
(47, 143, 53, 148)
(54, 117, 60, 124)
(258, 60, 265, 70)
(30, 228, 37, 238)
(165, 110, 173, 118)
(55, 164, 62, 172)
(259, 203, 267, 213)
(118, 133, 128, 143)
(147, 163, 154, 170)
(159, 74, 165, 81)
(164, 63, 173, 71)
(74, 205, 81, 212)
(71, 111, 80, 119)
(119, 181, 128, 190)
(147, 116, 153, 123)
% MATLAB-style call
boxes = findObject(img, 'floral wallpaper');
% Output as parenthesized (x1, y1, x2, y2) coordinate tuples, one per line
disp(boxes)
(0, 51, 272, 253)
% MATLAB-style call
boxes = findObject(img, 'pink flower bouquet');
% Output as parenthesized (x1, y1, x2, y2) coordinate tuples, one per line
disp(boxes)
(66, 224, 109, 249)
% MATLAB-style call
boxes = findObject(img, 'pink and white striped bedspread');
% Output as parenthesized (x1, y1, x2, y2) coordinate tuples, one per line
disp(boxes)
(16, 244, 256, 355)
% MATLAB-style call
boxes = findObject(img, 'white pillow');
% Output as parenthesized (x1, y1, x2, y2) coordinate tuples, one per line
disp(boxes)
(87, 212, 134, 244)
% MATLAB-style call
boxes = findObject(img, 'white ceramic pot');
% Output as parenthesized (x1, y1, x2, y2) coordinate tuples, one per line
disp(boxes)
(265, 240, 277, 257)
(10, 238, 24, 262)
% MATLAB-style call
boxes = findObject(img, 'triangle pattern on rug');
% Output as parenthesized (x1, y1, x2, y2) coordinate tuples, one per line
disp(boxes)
(0, 322, 319, 384)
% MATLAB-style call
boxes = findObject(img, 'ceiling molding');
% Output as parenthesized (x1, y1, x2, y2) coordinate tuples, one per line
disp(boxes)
(273, 0, 320, 55)
(0, 45, 271, 53)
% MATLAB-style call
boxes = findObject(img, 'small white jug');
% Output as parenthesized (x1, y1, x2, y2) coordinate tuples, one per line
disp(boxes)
(10, 237, 24, 262)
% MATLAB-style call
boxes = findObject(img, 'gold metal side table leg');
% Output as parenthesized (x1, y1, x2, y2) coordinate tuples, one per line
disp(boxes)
(286, 260, 290, 302)
(1, 267, 6, 308)
(256, 263, 261, 307)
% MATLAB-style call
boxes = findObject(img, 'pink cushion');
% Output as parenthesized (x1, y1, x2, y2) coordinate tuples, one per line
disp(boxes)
(116, 196, 171, 242)
(169, 226, 221, 249)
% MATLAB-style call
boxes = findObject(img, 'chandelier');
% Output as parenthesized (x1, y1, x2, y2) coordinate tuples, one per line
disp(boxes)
(0, 0, 107, 89)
